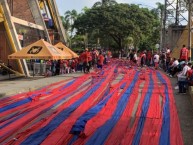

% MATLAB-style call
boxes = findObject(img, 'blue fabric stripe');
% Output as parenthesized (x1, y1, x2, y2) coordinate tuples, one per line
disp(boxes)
(0, 112, 28, 130)
(85, 73, 139, 145)
(59, 79, 76, 91)
(68, 135, 79, 145)
(0, 80, 76, 113)
(53, 81, 91, 108)
(0, 97, 34, 113)
(1, 81, 91, 132)
(68, 83, 126, 145)
(132, 73, 153, 145)
(21, 78, 106, 145)
(157, 72, 170, 145)
(69, 92, 114, 134)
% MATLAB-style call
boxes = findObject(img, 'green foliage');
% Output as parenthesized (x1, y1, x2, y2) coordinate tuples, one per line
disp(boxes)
(73, 3, 160, 51)
(93, 0, 117, 7)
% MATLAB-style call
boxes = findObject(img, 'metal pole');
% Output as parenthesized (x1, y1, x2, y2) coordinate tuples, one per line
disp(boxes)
(163, 0, 167, 51)
(175, 0, 179, 25)
(188, 0, 192, 60)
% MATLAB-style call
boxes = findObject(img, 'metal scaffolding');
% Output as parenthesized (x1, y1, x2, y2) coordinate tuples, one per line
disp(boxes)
(162, 0, 188, 49)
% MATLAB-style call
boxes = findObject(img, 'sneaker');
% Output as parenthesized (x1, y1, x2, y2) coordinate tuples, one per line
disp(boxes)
(174, 86, 179, 90)
(169, 75, 173, 78)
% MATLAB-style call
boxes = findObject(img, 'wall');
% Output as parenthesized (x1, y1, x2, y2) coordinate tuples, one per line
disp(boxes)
(0, 22, 18, 70)
(10, 0, 35, 23)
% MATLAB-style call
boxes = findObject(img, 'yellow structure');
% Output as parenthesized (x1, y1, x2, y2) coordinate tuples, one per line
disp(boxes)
(0, 0, 67, 76)
(55, 42, 79, 58)
(171, 24, 193, 59)
(0, 5, 24, 74)
(9, 39, 71, 60)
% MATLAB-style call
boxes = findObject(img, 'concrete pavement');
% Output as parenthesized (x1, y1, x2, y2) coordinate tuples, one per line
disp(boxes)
(0, 72, 84, 98)
(169, 77, 193, 145)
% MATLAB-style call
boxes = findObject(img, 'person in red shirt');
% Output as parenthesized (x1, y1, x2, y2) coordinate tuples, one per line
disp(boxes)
(180, 45, 189, 61)
(140, 51, 146, 67)
(83, 48, 90, 73)
(107, 50, 112, 63)
(97, 52, 105, 69)
(88, 51, 92, 70)
(146, 50, 152, 66)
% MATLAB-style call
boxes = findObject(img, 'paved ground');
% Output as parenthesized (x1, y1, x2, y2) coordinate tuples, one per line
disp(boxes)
(0, 72, 193, 144)
(170, 77, 193, 145)
(0, 72, 84, 97)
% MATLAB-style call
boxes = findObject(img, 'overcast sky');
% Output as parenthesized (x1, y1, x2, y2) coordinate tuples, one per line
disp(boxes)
(55, 0, 164, 15)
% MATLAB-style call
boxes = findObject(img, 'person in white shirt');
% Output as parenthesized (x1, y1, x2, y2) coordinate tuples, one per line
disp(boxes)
(133, 51, 138, 64)
(153, 52, 159, 69)
(167, 58, 179, 77)
(177, 62, 192, 93)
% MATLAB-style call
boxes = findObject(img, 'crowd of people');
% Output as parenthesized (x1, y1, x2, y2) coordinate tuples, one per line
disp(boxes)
(45, 48, 112, 77)
(127, 44, 192, 94)
(44, 44, 193, 94)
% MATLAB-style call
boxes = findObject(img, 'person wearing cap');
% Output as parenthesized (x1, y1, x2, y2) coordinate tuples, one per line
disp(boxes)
(177, 62, 192, 94)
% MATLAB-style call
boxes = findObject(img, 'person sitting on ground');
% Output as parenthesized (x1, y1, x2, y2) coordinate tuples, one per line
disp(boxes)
(187, 65, 193, 86)
(177, 62, 192, 94)
(45, 68, 52, 77)
(167, 58, 179, 77)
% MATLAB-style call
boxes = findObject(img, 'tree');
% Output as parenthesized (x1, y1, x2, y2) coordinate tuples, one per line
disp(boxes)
(93, 0, 117, 7)
(61, 16, 71, 44)
(64, 9, 78, 47)
(64, 9, 78, 36)
(74, 4, 160, 51)
(151, 2, 165, 50)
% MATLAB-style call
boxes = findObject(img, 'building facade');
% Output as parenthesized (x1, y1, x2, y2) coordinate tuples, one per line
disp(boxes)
(0, 0, 67, 76)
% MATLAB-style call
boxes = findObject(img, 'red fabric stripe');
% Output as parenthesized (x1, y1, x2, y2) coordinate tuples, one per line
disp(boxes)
(162, 74, 183, 145)
(120, 71, 150, 145)
(1, 76, 90, 143)
(73, 70, 137, 145)
(104, 80, 141, 145)
(41, 66, 118, 145)
(0, 79, 71, 108)
(138, 72, 162, 145)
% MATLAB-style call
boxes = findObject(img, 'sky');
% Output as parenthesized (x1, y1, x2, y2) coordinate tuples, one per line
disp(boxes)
(55, 0, 164, 15)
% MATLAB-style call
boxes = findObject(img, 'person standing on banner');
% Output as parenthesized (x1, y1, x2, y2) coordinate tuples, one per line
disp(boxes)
(154, 52, 160, 69)
(180, 45, 189, 62)
(146, 50, 152, 66)
(97, 52, 105, 69)
(166, 47, 171, 72)
(140, 50, 146, 67)
(83, 48, 90, 73)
